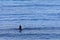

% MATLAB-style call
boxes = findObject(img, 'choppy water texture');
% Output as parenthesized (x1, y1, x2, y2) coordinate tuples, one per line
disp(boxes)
(0, 0, 60, 40)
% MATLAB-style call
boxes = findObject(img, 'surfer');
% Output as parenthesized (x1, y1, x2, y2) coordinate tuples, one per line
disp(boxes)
(19, 25, 22, 32)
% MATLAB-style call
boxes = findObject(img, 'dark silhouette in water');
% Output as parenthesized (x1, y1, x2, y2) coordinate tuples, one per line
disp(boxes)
(19, 25, 22, 32)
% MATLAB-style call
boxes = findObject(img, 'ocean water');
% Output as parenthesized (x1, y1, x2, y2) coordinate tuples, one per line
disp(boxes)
(0, 0, 60, 40)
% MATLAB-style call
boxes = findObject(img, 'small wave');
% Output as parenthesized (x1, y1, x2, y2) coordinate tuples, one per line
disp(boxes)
(0, 33, 60, 39)
(1, 0, 31, 1)
(0, 19, 59, 21)
(3, 4, 60, 7)
(0, 14, 33, 16)
(23, 27, 60, 30)
(0, 28, 18, 31)
(12, 0, 31, 1)
(0, 27, 60, 31)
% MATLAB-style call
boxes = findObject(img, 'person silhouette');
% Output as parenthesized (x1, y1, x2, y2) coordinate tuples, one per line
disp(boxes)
(19, 25, 22, 32)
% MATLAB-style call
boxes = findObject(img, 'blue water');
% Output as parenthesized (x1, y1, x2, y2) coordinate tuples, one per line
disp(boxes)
(0, 0, 60, 40)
